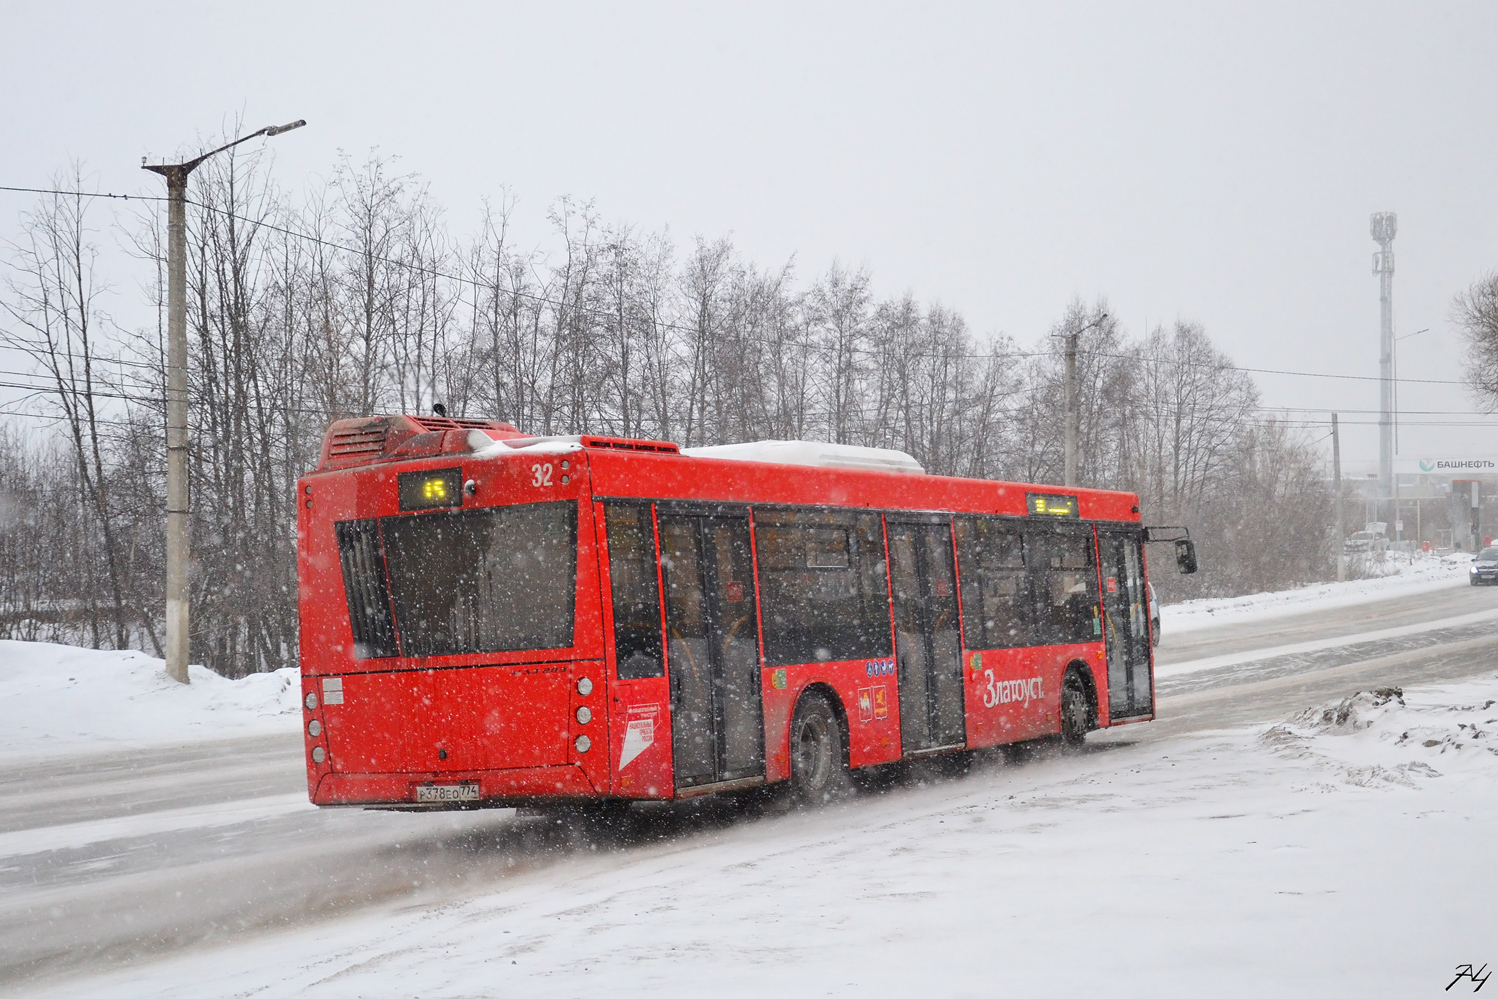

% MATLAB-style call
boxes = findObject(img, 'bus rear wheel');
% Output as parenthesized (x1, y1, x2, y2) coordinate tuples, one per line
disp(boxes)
(1060, 669, 1093, 746)
(790, 691, 852, 805)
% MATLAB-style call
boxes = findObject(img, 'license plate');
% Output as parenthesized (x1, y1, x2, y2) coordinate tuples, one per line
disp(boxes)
(416, 783, 480, 803)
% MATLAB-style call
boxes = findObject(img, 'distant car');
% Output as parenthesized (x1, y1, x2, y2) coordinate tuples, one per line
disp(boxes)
(1344, 530, 1387, 555)
(1148, 582, 1160, 646)
(1470, 547, 1498, 586)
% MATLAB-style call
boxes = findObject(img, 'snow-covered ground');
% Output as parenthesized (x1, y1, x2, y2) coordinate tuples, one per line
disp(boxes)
(21, 672, 1498, 998)
(1162, 551, 1476, 634)
(0, 640, 300, 763)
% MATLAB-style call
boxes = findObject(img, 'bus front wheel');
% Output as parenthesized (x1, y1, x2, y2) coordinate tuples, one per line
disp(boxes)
(789, 691, 852, 805)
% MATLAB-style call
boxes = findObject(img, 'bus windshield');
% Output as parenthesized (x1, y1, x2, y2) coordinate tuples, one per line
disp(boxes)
(337, 500, 577, 658)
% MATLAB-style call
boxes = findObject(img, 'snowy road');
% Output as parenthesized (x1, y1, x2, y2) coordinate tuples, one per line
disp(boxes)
(4, 581, 1496, 995)
(1140, 582, 1498, 735)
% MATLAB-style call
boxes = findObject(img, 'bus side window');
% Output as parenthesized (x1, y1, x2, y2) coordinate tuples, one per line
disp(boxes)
(955, 518, 1033, 650)
(756, 510, 891, 666)
(1033, 531, 1099, 645)
(604, 502, 666, 679)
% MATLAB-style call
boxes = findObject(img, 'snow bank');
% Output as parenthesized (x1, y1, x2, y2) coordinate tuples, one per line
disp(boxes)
(0, 641, 300, 762)
(1161, 551, 1475, 633)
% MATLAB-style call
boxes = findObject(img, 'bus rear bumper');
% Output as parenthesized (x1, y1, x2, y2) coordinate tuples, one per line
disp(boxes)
(310, 764, 613, 808)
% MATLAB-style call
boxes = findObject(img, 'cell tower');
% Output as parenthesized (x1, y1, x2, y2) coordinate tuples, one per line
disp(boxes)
(1371, 212, 1396, 494)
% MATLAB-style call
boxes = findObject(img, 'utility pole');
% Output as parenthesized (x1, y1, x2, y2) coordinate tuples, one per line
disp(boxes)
(1390, 325, 1429, 541)
(1333, 413, 1345, 582)
(1064, 333, 1079, 487)
(1061, 311, 1107, 488)
(1371, 212, 1396, 498)
(143, 120, 305, 683)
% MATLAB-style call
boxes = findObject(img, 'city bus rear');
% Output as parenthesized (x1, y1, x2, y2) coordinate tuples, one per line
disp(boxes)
(297, 416, 623, 808)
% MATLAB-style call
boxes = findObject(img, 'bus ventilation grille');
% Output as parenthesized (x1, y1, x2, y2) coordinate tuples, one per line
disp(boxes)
(327, 425, 387, 457)
(580, 436, 681, 454)
(410, 415, 513, 433)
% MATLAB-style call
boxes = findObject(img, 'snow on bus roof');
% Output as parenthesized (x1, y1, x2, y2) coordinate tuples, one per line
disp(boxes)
(681, 440, 924, 475)
(468, 431, 585, 458)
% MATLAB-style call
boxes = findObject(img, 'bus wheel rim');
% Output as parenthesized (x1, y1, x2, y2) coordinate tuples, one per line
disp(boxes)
(797, 714, 830, 788)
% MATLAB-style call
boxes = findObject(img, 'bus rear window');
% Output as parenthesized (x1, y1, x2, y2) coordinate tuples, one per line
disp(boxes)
(377, 501, 577, 657)
(335, 519, 399, 659)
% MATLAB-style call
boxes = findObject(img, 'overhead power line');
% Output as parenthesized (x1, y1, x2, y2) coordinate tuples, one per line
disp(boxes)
(1259, 405, 1498, 416)
(0, 184, 170, 203)
(0, 346, 163, 372)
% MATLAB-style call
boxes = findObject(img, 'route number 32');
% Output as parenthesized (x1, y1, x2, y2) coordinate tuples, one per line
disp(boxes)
(531, 463, 554, 487)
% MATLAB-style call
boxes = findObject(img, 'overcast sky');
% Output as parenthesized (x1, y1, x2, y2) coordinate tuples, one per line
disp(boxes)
(3, 1, 1496, 470)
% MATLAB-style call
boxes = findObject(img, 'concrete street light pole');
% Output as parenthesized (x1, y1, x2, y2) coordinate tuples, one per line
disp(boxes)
(1370, 212, 1397, 498)
(1333, 413, 1345, 582)
(1061, 312, 1108, 488)
(143, 120, 305, 684)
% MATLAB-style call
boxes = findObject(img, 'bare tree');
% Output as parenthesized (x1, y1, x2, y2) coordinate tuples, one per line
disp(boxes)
(331, 152, 411, 416)
(1453, 271, 1498, 408)
(1, 170, 136, 649)
(806, 262, 871, 445)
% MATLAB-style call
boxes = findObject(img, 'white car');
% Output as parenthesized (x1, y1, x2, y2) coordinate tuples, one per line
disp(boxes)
(1343, 530, 1387, 554)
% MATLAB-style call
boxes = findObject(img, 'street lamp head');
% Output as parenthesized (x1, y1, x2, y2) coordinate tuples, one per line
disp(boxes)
(1048, 310, 1110, 341)
(1077, 311, 1108, 335)
(143, 119, 307, 177)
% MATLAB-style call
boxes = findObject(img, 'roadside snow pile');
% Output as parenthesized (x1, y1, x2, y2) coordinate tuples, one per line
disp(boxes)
(1262, 678, 1498, 789)
(0, 640, 300, 761)
(1162, 551, 1474, 633)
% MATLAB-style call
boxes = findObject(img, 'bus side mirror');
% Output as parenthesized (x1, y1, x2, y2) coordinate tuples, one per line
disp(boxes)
(1175, 539, 1198, 575)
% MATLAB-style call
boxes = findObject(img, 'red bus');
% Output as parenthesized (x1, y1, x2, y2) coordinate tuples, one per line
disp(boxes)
(297, 414, 1192, 809)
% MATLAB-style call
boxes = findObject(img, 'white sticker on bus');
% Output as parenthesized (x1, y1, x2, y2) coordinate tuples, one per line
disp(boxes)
(982, 670, 1042, 710)
(619, 704, 659, 769)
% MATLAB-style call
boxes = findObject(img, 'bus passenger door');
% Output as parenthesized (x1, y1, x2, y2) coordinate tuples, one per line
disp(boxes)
(888, 519, 966, 752)
(657, 513, 765, 789)
(1097, 529, 1153, 720)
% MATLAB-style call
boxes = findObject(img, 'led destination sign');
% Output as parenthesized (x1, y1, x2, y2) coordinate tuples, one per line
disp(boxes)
(1026, 492, 1079, 518)
(398, 468, 463, 511)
